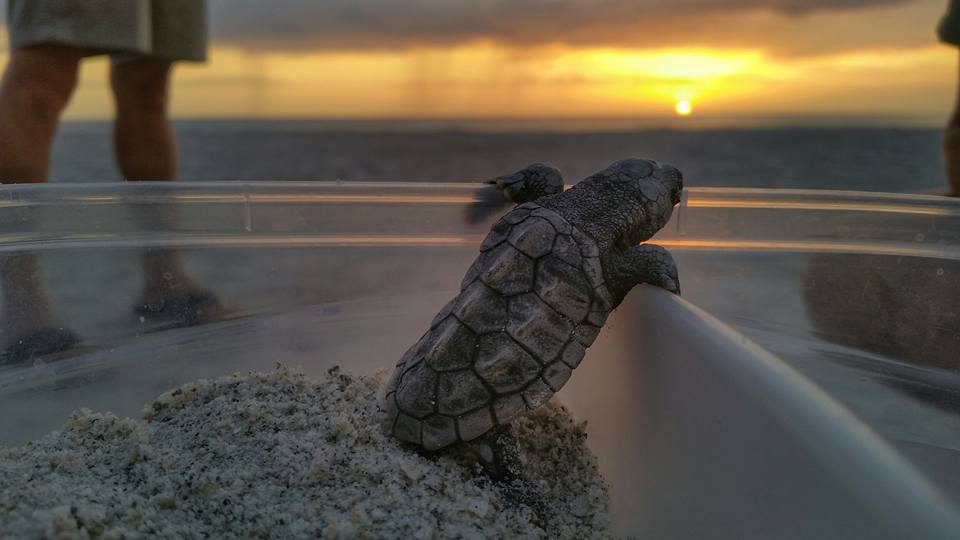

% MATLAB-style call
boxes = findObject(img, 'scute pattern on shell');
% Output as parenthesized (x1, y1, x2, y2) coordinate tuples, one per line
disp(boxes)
(385, 203, 611, 451)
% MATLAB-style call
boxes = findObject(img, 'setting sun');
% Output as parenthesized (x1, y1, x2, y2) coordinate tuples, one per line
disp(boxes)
(675, 99, 693, 116)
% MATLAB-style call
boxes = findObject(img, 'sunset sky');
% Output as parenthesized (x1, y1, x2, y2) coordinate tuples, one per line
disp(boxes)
(2, 0, 958, 122)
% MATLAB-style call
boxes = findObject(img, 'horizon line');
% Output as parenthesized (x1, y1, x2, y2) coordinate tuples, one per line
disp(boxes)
(57, 113, 946, 131)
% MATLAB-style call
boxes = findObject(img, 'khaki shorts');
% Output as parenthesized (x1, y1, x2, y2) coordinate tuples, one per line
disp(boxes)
(7, 0, 207, 62)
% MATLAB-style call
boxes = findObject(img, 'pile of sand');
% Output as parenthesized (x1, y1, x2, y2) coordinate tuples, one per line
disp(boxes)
(0, 367, 615, 539)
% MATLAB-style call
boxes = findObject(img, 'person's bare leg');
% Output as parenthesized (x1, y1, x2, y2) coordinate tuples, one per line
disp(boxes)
(110, 58, 224, 323)
(944, 51, 960, 197)
(0, 45, 82, 348)
(0, 45, 81, 182)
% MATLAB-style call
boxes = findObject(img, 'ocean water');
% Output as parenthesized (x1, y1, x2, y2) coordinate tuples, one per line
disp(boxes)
(48, 119, 947, 193)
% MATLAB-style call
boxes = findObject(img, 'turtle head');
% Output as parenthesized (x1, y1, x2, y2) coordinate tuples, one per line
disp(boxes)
(592, 158, 683, 248)
(529, 158, 683, 251)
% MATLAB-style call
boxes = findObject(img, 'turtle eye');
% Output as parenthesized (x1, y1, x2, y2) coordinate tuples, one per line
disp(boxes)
(639, 181, 663, 201)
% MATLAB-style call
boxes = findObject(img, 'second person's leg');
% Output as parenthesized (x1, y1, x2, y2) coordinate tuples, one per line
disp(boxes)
(110, 58, 223, 324)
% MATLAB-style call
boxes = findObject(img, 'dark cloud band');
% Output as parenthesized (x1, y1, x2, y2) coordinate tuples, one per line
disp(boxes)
(209, 0, 914, 53)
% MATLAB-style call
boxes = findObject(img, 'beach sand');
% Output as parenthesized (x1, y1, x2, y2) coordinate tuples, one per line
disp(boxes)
(0, 366, 615, 539)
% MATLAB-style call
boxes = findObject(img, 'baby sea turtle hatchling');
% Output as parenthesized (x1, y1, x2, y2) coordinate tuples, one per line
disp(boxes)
(384, 158, 683, 477)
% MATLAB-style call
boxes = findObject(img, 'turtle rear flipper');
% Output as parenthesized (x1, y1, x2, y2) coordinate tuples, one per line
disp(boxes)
(470, 425, 551, 524)
(465, 164, 564, 223)
(472, 424, 522, 481)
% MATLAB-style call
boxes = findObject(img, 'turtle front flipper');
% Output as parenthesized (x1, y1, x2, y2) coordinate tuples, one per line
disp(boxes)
(465, 164, 564, 223)
(607, 243, 680, 300)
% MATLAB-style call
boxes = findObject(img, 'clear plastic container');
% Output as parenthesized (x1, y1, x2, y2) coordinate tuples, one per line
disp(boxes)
(0, 182, 958, 538)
